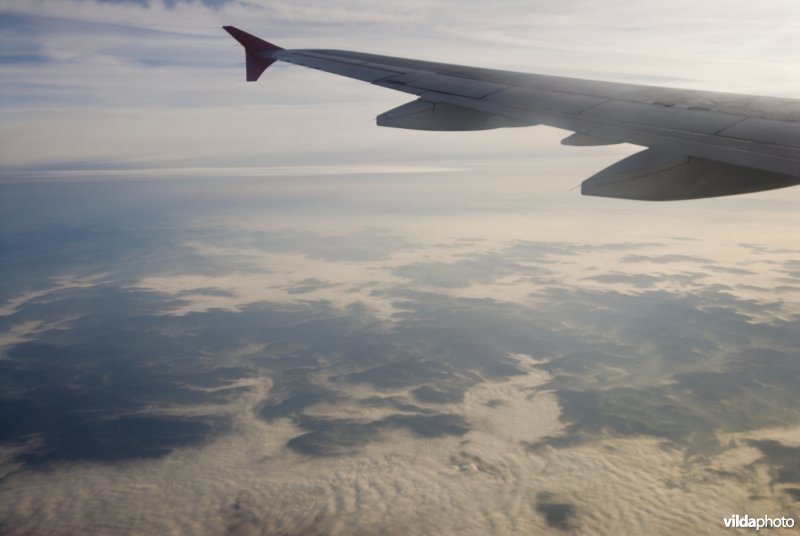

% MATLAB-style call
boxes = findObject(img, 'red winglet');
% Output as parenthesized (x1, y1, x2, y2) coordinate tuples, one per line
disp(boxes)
(223, 26, 283, 82)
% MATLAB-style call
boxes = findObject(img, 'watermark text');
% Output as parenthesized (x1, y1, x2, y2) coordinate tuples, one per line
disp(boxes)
(723, 514, 795, 531)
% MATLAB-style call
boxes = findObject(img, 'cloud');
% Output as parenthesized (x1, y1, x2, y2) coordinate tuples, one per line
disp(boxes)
(12, 226, 795, 468)
(3, 5, 800, 529)
(286, 277, 338, 294)
(2, 222, 800, 532)
(536, 492, 577, 531)
(748, 440, 800, 487)
(392, 254, 551, 288)
(782, 259, 800, 279)
(580, 272, 665, 288)
(620, 253, 712, 264)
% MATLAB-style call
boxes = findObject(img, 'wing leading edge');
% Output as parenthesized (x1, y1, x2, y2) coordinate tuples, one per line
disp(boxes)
(223, 26, 800, 201)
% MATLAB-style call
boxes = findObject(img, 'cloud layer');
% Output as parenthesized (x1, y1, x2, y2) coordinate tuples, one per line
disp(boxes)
(1, 176, 800, 534)
(2, 2, 800, 534)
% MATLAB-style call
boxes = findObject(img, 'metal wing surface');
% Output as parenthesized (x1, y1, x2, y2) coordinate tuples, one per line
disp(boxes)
(224, 26, 800, 201)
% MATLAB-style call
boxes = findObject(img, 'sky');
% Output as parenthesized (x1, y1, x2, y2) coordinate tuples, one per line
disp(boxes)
(1, 1, 800, 535)
(3, 0, 800, 182)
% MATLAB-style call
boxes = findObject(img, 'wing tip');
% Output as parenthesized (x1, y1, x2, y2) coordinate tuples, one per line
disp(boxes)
(222, 26, 283, 53)
(223, 26, 283, 82)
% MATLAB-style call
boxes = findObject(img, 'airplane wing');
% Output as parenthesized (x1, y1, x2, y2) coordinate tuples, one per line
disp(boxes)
(223, 26, 800, 201)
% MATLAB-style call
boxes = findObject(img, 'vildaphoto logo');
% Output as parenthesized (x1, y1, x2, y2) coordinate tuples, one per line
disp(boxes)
(723, 514, 795, 530)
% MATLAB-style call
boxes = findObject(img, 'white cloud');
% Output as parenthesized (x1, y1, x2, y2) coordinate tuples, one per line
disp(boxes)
(127, 218, 800, 324)
(0, 357, 795, 534)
